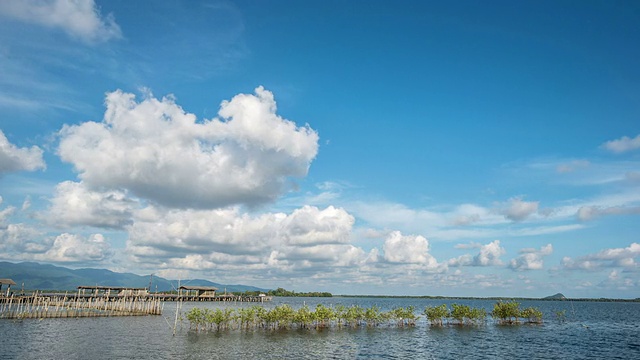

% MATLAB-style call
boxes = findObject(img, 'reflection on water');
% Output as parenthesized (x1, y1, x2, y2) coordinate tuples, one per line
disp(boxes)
(1, 298, 639, 359)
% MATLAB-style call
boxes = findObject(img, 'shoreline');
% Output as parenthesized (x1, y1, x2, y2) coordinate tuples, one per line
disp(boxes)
(332, 295, 640, 302)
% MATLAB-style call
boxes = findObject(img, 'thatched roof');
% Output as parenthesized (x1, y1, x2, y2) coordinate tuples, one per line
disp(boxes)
(0, 279, 17, 286)
(77, 285, 146, 291)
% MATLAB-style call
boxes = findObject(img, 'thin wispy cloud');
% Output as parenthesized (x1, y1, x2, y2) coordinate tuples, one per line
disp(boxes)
(601, 134, 640, 154)
(0, 130, 46, 174)
(0, 0, 121, 43)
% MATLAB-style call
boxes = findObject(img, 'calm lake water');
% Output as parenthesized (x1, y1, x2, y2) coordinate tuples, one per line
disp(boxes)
(2, 297, 639, 359)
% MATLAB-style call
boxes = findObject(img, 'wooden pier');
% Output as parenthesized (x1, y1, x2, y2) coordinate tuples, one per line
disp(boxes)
(0, 283, 273, 320)
(0, 292, 162, 319)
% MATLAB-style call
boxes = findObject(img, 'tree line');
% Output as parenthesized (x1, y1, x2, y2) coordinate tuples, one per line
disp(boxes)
(235, 287, 333, 297)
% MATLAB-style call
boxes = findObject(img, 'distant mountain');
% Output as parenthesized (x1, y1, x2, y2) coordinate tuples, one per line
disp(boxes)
(543, 293, 567, 300)
(0, 261, 269, 293)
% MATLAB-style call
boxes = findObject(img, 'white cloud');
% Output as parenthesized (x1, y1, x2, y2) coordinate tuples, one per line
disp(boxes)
(282, 206, 354, 246)
(126, 204, 366, 275)
(58, 87, 319, 209)
(499, 197, 539, 222)
(351, 200, 507, 240)
(0, 0, 121, 43)
(0, 202, 15, 226)
(507, 224, 584, 237)
(562, 243, 640, 270)
(449, 240, 505, 267)
(275, 244, 374, 269)
(454, 242, 482, 250)
(128, 207, 282, 258)
(382, 231, 439, 268)
(349, 198, 584, 242)
(601, 134, 640, 154)
(21, 197, 31, 211)
(577, 205, 640, 221)
(0, 197, 112, 264)
(0, 223, 44, 254)
(451, 204, 491, 226)
(524, 158, 640, 187)
(352, 201, 445, 232)
(46, 181, 136, 229)
(508, 244, 553, 271)
(474, 240, 506, 266)
(32, 233, 112, 263)
(556, 160, 590, 173)
(0, 130, 45, 174)
(599, 269, 638, 291)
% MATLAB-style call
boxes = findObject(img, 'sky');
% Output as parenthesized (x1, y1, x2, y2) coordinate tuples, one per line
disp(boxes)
(0, 0, 639, 298)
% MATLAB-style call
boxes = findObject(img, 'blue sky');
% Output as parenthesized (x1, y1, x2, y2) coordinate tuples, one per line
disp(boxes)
(0, 0, 639, 298)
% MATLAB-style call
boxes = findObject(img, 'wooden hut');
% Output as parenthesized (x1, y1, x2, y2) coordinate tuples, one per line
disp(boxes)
(0, 279, 16, 297)
(77, 285, 148, 297)
(178, 285, 218, 299)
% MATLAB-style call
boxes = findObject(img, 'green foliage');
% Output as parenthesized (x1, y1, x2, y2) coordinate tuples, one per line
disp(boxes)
(364, 305, 382, 327)
(184, 301, 539, 334)
(334, 304, 347, 328)
(345, 305, 365, 327)
(293, 305, 313, 328)
(424, 304, 448, 326)
(468, 307, 487, 325)
(555, 309, 566, 323)
(186, 307, 205, 330)
(237, 306, 257, 329)
(492, 300, 521, 325)
(521, 307, 543, 324)
(450, 303, 469, 325)
(423, 304, 486, 326)
(313, 304, 335, 328)
(391, 306, 416, 327)
(273, 304, 295, 329)
(491, 300, 543, 325)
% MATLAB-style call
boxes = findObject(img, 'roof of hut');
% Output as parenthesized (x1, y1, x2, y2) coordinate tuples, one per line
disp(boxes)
(77, 285, 147, 290)
(0, 279, 17, 286)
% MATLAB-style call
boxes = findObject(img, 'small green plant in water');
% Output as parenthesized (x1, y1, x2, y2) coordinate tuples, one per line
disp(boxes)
(491, 300, 543, 325)
(424, 304, 448, 326)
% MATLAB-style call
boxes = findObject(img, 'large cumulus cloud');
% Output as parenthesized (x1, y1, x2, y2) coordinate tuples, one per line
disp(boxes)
(448, 240, 506, 267)
(382, 231, 439, 268)
(508, 244, 553, 271)
(58, 86, 319, 209)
